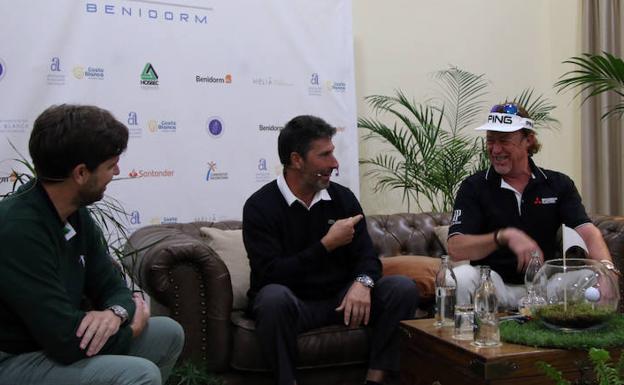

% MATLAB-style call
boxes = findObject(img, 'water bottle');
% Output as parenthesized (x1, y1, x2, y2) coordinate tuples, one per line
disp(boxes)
(434, 255, 457, 327)
(473, 266, 500, 346)
(518, 251, 546, 316)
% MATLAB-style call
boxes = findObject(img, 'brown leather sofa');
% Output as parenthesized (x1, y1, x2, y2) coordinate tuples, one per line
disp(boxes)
(123, 212, 624, 385)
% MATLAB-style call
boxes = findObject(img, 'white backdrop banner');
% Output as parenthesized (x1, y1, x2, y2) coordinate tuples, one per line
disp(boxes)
(0, 0, 358, 232)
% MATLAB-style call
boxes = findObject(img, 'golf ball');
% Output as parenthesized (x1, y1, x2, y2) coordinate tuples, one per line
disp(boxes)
(584, 286, 601, 302)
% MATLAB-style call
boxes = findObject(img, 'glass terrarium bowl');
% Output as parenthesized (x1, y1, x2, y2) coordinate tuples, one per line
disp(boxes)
(532, 258, 619, 332)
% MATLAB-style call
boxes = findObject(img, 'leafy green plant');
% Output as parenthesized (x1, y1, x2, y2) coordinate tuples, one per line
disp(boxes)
(539, 348, 624, 385)
(555, 52, 624, 120)
(358, 66, 558, 212)
(167, 361, 224, 385)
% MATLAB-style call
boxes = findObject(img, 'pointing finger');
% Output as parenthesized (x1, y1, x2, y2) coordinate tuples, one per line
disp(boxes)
(350, 214, 363, 225)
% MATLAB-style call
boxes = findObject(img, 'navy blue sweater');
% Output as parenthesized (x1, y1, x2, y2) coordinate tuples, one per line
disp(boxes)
(243, 180, 381, 301)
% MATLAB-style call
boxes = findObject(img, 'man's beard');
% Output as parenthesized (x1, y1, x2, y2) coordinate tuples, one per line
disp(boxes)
(76, 179, 105, 207)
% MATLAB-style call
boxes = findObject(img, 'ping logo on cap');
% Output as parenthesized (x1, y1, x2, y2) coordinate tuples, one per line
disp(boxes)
(488, 114, 513, 124)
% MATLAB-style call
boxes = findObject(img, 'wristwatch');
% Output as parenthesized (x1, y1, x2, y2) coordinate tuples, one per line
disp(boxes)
(108, 305, 129, 323)
(600, 259, 621, 276)
(355, 274, 375, 289)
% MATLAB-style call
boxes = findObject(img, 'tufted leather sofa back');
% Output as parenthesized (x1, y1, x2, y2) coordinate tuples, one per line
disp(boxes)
(366, 212, 450, 258)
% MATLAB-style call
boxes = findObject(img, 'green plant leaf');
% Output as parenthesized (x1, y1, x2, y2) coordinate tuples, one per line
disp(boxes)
(555, 52, 624, 120)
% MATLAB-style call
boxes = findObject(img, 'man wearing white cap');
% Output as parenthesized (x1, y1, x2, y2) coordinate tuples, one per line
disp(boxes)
(446, 103, 616, 308)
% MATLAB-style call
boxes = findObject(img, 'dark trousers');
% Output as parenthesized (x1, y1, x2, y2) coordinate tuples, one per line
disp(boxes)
(251, 276, 419, 385)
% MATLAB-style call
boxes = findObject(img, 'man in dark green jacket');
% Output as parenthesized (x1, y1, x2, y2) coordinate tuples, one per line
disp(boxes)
(0, 104, 184, 385)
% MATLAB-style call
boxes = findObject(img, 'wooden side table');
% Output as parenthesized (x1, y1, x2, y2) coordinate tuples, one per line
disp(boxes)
(400, 319, 608, 385)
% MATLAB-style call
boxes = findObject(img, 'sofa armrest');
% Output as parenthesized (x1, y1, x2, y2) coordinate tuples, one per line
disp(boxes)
(591, 214, 624, 312)
(123, 224, 233, 371)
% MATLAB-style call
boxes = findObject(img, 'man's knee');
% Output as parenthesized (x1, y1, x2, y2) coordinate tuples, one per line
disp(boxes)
(122, 357, 162, 385)
(253, 284, 298, 318)
(375, 275, 419, 309)
(151, 316, 185, 353)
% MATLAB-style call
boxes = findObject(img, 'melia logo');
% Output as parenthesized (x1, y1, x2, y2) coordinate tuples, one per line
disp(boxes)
(206, 161, 228, 181)
(196, 73, 232, 84)
(127, 112, 141, 138)
(140, 63, 159, 87)
(206, 117, 224, 138)
(128, 168, 175, 178)
(0, 58, 6, 81)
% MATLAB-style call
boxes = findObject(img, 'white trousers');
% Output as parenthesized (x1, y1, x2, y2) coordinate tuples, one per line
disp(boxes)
(453, 264, 526, 310)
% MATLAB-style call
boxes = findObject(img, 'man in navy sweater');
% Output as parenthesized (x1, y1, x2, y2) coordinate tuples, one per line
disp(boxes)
(243, 115, 418, 385)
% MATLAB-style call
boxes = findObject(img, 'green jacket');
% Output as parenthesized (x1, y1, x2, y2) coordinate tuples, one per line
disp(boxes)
(0, 180, 135, 364)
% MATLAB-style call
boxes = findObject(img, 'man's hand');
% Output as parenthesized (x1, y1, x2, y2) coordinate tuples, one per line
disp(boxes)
(500, 228, 544, 272)
(76, 309, 121, 356)
(129, 292, 150, 338)
(335, 280, 371, 328)
(321, 214, 363, 252)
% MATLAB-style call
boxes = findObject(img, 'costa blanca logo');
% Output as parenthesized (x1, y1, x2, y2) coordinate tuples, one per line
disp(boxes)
(140, 63, 159, 87)
(206, 161, 228, 181)
(0, 119, 28, 133)
(47, 57, 65, 85)
(196, 73, 232, 84)
(72, 65, 105, 80)
(308, 72, 322, 96)
(85, 2, 211, 25)
(206, 117, 224, 138)
(325, 80, 346, 93)
(0, 58, 6, 81)
(147, 118, 177, 133)
(128, 168, 175, 178)
(149, 216, 178, 225)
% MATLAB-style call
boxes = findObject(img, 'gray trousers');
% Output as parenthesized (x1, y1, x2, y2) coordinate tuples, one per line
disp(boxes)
(0, 317, 184, 385)
(252, 276, 419, 385)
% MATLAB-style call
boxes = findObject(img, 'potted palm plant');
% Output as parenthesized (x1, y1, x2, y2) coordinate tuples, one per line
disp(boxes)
(555, 52, 624, 120)
(358, 66, 558, 212)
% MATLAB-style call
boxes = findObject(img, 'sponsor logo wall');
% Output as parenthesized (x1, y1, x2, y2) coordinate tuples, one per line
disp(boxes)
(0, 0, 358, 228)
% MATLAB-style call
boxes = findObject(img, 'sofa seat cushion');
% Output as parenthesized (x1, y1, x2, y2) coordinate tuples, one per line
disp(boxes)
(230, 311, 369, 372)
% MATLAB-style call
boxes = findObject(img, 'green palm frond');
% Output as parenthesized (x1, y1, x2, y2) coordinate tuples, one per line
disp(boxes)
(509, 88, 559, 129)
(555, 52, 624, 120)
(434, 66, 489, 134)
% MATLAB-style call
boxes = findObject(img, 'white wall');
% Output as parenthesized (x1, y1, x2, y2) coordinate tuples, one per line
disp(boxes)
(353, 0, 583, 214)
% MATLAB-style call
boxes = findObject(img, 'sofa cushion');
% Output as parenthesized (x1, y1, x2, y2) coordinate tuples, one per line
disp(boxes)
(200, 227, 250, 310)
(381, 255, 440, 300)
(230, 311, 369, 371)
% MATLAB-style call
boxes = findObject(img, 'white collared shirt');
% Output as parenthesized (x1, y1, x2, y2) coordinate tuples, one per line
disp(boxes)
(500, 174, 535, 215)
(277, 174, 331, 210)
